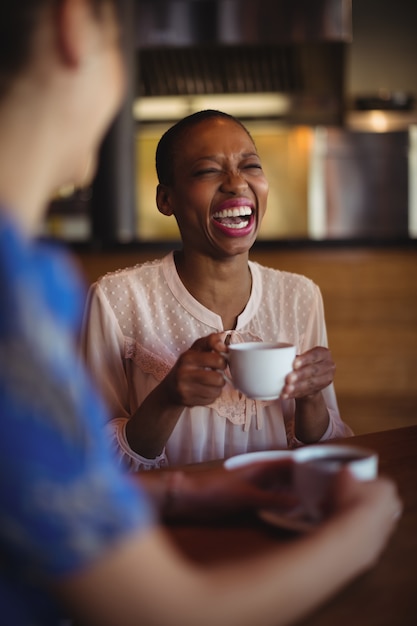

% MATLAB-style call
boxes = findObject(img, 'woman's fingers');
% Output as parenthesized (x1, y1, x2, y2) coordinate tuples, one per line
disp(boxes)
(283, 347, 335, 399)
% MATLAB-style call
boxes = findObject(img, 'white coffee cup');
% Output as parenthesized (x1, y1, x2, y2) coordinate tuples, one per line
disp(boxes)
(225, 341, 296, 400)
(293, 444, 378, 522)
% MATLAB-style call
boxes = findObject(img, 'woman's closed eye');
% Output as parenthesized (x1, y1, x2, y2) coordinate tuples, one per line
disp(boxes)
(193, 168, 221, 177)
(242, 163, 263, 171)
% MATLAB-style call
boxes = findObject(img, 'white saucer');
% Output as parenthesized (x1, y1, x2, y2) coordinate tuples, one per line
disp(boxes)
(224, 449, 292, 470)
(258, 506, 317, 533)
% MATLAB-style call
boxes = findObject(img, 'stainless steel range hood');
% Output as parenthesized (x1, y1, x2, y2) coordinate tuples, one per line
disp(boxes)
(136, 0, 352, 48)
(135, 0, 352, 124)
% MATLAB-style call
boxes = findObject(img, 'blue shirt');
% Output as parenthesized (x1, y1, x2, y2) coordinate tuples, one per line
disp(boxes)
(0, 211, 155, 624)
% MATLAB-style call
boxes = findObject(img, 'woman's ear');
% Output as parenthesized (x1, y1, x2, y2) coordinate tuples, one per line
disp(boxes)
(156, 184, 174, 216)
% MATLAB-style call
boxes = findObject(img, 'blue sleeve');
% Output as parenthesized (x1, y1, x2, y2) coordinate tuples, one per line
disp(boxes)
(0, 219, 156, 584)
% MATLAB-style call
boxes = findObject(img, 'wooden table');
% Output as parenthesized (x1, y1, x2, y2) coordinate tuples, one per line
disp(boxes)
(167, 425, 417, 626)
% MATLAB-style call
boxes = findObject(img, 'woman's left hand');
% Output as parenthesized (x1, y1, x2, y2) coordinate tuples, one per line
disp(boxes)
(281, 346, 335, 442)
(281, 346, 335, 401)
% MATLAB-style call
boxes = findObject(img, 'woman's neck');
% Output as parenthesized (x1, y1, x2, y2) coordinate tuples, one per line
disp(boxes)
(174, 250, 252, 330)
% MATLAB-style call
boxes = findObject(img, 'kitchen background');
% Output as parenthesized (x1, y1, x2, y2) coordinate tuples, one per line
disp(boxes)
(46, 0, 417, 436)
(45, 0, 417, 244)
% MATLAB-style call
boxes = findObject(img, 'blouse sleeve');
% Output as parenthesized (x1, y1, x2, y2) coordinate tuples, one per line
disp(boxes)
(81, 285, 171, 469)
(298, 283, 353, 441)
(108, 418, 169, 471)
(81, 283, 131, 420)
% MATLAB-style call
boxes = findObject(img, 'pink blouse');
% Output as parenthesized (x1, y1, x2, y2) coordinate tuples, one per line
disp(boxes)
(81, 252, 352, 470)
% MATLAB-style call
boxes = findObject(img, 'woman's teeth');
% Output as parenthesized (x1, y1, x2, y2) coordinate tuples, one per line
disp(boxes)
(212, 206, 253, 229)
(222, 221, 248, 229)
(213, 206, 252, 219)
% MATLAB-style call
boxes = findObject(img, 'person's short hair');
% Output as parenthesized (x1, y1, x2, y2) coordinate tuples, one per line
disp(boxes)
(155, 110, 254, 186)
(0, 0, 117, 98)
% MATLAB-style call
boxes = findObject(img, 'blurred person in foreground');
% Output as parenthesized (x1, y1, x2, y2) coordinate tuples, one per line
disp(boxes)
(82, 109, 352, 471)
(0, 1, 402, 625)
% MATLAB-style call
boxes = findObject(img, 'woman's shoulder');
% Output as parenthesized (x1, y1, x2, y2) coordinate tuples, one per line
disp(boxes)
(95, 254, 168, 289)
(249, 260, 318, 292)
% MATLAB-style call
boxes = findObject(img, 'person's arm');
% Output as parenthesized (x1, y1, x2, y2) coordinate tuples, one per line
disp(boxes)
(282, 283, 351, 444)
(82, 286, 228, 460)
(137, 459, 296, 522)
(54, 471, 401, 626)
(125, 333, 228, 459)
(286, 346, 333, 443)
(81, 284, 173, 468)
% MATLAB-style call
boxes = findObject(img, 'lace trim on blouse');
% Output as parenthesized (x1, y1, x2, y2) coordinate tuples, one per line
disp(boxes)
(124, 336, 174, 381)
(107, 418, 169, 471)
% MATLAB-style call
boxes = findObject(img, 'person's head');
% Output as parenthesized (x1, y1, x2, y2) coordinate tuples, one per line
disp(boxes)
(0, 0, 124, 193)
(156, 110, 269, 259)
(156, 110, 256, 187)
(0, 1, 122, 92)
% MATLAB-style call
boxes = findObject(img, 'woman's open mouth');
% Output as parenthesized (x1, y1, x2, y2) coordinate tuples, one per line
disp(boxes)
(212, 206, 254, 231)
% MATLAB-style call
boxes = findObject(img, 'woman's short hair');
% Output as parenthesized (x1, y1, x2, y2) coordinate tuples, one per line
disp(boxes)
(155, 110, 254, 186)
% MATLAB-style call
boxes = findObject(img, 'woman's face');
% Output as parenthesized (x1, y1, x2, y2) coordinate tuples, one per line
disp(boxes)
(163, 117, 269, 259)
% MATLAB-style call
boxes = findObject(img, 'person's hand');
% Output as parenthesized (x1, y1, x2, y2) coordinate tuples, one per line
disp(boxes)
(161, 333, 228, 408)
(322, 470, 402, 564)
(330, 469, 402, 523)
(281, 346, 335, 401)
(145, 459, 296, 522)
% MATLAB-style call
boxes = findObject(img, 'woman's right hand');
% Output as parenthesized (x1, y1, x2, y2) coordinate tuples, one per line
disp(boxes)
(162, 332, 228, 408)
(126, 333, 229, 459)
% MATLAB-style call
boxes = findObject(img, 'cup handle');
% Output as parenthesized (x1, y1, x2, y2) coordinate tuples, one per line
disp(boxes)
(222, 371, 234, 386)
(219, 351, 234, 387)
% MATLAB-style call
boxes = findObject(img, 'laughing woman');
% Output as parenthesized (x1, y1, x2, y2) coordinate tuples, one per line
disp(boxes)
(82, 110, 352, 470)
